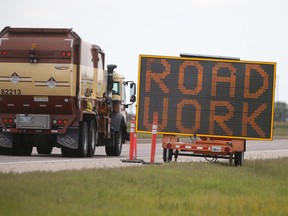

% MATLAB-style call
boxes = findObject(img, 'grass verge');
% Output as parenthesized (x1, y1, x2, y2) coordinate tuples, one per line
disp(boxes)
(0, 158, 288, 216)
(273, 121, 288, 137)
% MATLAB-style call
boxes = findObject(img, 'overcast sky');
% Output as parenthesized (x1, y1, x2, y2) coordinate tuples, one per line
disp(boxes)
(1, 0, 287, 103)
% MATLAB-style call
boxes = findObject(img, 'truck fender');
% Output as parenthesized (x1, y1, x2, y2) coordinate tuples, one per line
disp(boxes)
(111, 113, 125, 132)
(0, 131, 12, 148)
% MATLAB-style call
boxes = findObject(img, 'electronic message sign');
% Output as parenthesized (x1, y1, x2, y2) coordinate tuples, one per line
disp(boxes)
(136, 55, 276, 140)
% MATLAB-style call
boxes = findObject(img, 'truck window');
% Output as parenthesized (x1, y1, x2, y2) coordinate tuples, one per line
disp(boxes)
(113, 82, 120, 95)
(98, 52, 104, 70)
(80, 41, 93, 68)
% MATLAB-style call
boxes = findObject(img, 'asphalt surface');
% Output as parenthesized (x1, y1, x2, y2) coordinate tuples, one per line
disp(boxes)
(0, 138, 287, 173)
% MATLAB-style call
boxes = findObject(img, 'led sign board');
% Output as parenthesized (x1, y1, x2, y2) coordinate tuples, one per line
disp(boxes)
(136, 55, 276, 140)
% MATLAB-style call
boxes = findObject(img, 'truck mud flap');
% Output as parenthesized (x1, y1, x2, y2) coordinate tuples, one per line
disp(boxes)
(0, 131, 13, 148)
(111, 113, 124, 132)
(57, 128, 79, 149)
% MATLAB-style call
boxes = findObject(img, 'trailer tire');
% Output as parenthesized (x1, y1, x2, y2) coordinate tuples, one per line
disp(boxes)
(234, 152, 244, 166)
(105, 131, 122, 156)
(87, 120, 97, 157)
(163, 148, 173, 163)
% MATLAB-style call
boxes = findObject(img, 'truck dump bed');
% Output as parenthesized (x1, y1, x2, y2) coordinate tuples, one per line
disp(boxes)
(0, 27, 79, 115)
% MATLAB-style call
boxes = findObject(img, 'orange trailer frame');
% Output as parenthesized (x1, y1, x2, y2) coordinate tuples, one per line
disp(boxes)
(162, 134, 246, 166)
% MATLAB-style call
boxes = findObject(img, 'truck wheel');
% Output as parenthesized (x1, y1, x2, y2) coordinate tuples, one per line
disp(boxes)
(234, 152, 244, 166)
(61, 146, 76, 157)
(0, 146, 12, 155)
(77, 121, 89, 157)
(36, 145, 53, 155)
(87, 120, 97, 157)
(163, 148, 173, 163)
(35, 135, 53, 154)
(12, 134, 33, 156)
(105, 131, 122, 156)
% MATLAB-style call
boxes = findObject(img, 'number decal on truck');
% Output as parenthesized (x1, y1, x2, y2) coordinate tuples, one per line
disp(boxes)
(0, 89, 22, 95)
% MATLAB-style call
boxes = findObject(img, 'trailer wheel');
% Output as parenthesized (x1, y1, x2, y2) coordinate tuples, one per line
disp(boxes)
(163, 148, 173, 163)
(87, 120, 97, 157)
(234, 152, 244, 166)
(105, 131, 122, 156)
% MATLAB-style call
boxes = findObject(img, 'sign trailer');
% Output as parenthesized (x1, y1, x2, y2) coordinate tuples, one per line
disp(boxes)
(136, 54, 276, 165)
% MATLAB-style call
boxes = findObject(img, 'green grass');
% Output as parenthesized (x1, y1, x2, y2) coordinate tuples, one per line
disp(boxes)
(0, 158, 288, 216)
(273, 121, 288, 137)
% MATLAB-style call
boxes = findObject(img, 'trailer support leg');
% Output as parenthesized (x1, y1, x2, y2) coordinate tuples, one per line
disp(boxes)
(174, 150, 179, 162)
(229, 154, 233, 166)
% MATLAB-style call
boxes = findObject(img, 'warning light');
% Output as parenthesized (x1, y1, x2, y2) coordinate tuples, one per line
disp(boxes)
(61, 51, 71, 57)
(224, 147, 231, 152)
(0, 51, 7, 55)
(3, 118, 14, 124)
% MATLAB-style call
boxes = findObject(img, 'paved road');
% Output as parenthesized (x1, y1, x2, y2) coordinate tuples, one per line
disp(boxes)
(0, 139, 287, 173)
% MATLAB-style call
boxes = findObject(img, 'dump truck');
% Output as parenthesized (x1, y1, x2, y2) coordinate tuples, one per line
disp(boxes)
(0, 26, 136, 157)
(136, 54, 276, 166)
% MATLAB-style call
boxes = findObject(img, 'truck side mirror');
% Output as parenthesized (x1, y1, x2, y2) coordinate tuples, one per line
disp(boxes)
(130, 82, 136, 96)
(130, 95, 136, 103)
(124, 81, 136, 106)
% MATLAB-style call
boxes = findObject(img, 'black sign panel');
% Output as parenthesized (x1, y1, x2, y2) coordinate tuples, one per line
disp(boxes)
(136, 55, 276, 140)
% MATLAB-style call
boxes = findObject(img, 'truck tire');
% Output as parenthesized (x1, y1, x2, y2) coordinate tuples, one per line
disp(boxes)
(35, 135, 53, 155)
(78, 121, 89, 157)
(105, 131, 122, 156)
(61, 121, 89, 157)
(163, 148, 173, 163)
(61, 146, 76, 157)
(0, 146, 12, 155)
(12, 134, 33, 156)
(234, 152, 244, 166)
(87, 120, 97, 157)
(36, 145, 53, 155)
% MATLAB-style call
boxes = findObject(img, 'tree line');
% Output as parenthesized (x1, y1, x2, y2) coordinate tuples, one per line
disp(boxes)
(274, 102, 288, 122)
